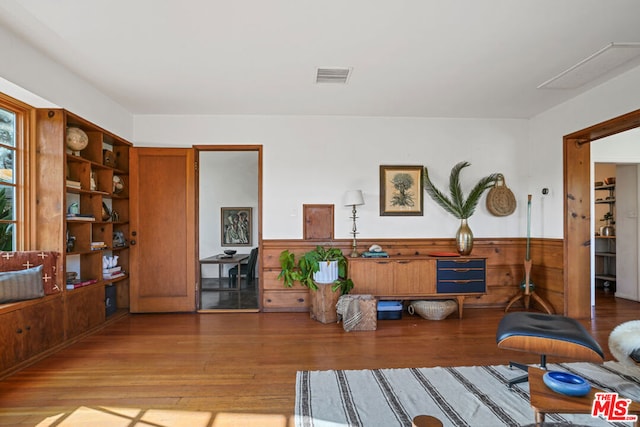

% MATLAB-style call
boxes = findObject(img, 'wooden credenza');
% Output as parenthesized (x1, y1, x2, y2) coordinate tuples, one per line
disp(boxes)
(348, 256, 486, 319)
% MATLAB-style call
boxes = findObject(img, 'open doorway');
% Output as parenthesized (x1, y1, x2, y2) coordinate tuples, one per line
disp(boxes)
(196, 146, 262, 311)
(564, 109, 640, 318)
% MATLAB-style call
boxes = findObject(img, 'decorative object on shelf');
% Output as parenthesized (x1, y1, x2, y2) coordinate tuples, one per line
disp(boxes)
(102, 255, 119, 269)
(101, 202, 111, 221)
(486, 173, 516, 216)
(343, 190, 365, 257)
(111, 209, 120, 222)
(604, 176, 616, 185)
(66, 230, 76, 253)
(599, 211, 615, 236)
(423, 161, 498, 255)
(67, 202, 79, 215)
(542, 371, 591, 397)
(112, 175, 124, 194)
(221, 207, 252, 246)
(90, 172, 97, 191)
(505, 195, 554, 314)
(408, 299, 458, 320)
(103, 149, 116, 167)
(379, 165, 424, 216)
(66, 127, 88, 155)
(113, 231, 126, 248)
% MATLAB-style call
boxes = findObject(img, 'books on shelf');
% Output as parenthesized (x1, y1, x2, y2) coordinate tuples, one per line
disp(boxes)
(103, 265, 125, 280)
(67, 213, 95, 221)
(66, 179, 81, 189)
(361, 251, 389, 258)
(65, 278, 98, 290)
(91, 241, 108, 251)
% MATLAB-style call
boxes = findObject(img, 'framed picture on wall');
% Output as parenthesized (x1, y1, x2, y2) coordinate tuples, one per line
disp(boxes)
(379, 165, 424, 216)
(221, 207, 252, 246)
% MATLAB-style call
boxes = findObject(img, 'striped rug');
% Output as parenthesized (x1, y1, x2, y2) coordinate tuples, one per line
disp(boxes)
(295, 361, 640, 427)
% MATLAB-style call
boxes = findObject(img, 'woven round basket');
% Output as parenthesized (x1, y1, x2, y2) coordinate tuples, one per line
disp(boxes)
(408, 300, 457, 320)
(486, 174, 516, 216)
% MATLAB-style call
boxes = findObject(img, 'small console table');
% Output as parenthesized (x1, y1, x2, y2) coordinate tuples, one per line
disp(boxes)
(348, 256, 486, 319)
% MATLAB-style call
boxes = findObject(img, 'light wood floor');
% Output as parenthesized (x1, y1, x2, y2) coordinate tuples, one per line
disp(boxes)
(0, 291, 638, 427)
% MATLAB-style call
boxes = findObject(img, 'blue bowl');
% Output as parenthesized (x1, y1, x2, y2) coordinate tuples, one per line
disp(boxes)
(543, 371, 591, 397)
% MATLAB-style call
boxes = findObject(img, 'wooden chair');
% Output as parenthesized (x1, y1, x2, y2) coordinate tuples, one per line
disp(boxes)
(228, 247, 258, 288)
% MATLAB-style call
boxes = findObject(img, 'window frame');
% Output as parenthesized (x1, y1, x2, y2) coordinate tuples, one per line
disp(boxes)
(0, 92, 34, 251)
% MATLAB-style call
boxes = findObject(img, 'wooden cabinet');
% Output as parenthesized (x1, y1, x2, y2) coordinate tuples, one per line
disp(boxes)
(36, 109, 132, 322)
(65, 285, 105, 339)
(0, 296, 64, 373)
(349, 256, 485, 318)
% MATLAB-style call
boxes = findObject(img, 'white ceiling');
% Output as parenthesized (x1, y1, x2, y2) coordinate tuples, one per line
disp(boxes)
(1, 0, 640, 119)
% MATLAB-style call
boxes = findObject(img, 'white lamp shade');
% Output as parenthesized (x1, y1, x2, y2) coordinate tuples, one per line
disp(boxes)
(344, 190, 364, 206)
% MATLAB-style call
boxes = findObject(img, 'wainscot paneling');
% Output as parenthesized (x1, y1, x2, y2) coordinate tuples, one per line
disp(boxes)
(261, 238, 564, 314)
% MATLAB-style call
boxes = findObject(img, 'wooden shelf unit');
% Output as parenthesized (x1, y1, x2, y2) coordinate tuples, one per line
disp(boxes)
(36, 108, 132, 323)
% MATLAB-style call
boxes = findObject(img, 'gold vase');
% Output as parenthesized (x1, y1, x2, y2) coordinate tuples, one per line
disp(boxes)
(456, 218, 473, 255)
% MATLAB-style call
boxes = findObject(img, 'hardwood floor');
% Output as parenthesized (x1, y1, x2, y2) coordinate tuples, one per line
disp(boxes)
(0, 291, 638, 426)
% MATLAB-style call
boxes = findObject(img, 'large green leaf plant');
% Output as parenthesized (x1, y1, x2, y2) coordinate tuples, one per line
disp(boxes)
(423, 161, 498, 219)
(278, 246, 354, 294)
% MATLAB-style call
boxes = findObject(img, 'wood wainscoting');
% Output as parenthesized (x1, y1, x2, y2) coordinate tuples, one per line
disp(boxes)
(261, 238, 563, 313)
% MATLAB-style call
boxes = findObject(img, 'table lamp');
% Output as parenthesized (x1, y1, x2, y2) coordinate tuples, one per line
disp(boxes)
(344, 190, 365, 257)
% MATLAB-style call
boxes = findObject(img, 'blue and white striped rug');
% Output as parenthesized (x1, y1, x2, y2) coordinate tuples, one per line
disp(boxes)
(295, 362, 640, 427)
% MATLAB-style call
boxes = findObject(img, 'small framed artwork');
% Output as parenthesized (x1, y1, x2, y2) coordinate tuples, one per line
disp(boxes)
(221, 207, 252, 246)
(379, 165, 424, 216)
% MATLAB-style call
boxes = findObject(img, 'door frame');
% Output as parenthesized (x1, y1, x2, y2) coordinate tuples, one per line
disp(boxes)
(194, 145, 263, 312)
(563, 109, 640, 318)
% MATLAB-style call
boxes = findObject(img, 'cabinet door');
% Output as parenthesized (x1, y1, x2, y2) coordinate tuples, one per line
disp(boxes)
(129, 148, 196, 312)
(66, 286, 105, 339)
(21, 297, 65, 359)
(393, 259, 436, 295)
(349, 259, 393, 295)
(0, 310, 24, 372)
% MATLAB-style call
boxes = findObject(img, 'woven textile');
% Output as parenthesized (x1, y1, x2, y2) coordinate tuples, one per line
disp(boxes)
(295, 361, 640, 427)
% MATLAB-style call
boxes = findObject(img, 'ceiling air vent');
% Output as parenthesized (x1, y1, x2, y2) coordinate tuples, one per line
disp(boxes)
(316, 67, 351, 84)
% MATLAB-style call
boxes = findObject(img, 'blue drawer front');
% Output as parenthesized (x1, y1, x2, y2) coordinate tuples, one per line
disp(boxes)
(437, 258, 486, 293)
(437, 280, 486, 293)
(437, 268, 485, 281)
(437, 259, 485, 269)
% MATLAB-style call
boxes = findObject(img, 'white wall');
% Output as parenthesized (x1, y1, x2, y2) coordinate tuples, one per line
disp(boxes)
(135, 115, 533, 240)
(529, 65, 640, 237)
(0, 25, 132, 140)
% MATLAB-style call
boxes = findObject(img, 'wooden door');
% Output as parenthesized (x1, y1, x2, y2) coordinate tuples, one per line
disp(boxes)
(130, 148, 196, 312)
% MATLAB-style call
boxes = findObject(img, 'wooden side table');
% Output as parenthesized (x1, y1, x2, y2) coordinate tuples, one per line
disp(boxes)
(528, 367, 640, 426)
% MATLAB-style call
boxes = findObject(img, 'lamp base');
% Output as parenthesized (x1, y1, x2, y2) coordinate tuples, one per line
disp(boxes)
(350, 249, 360, 258)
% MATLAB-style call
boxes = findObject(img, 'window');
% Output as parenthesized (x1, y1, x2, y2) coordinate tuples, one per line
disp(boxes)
(0, 93, 31, 251)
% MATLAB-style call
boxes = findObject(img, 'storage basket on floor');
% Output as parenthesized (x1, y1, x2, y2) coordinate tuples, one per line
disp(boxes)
(408, 300, 457, 320)
(377, 301, 403, 320)
(336, 294, 377, 331)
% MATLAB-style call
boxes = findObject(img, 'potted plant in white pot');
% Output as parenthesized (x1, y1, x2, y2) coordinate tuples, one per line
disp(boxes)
(278, 246, 354, 323)
(423, 161, 498, 255)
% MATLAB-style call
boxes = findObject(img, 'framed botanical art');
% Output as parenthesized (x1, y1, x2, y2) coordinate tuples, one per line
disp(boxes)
(379, 165, 424, 216)
(221, 207, 252, 246)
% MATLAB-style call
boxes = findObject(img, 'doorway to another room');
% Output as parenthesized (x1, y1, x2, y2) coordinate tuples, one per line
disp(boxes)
(196, 147, 261, 311)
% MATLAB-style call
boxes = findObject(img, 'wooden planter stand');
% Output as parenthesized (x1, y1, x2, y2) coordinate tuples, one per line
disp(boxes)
(309, 282, 339, 324)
